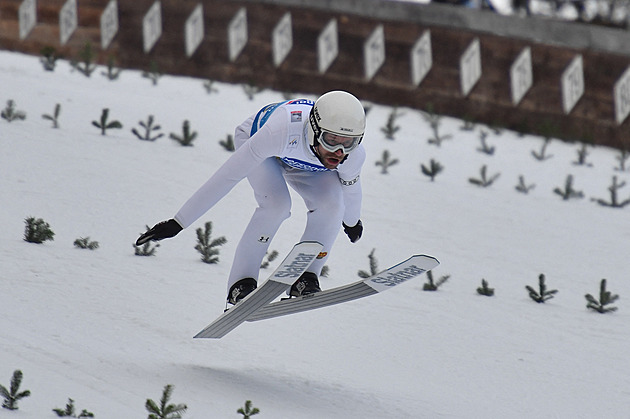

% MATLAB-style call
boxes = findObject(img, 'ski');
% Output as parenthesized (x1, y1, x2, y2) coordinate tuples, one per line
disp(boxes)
(246, 254, 439, 322)
(193, 240, 323, 339)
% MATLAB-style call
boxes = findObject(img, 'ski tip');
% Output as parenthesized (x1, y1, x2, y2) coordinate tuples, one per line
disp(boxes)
(294, 240, 324, 248)
(194, 330, 225, 339)
(410, 254, 440, 267)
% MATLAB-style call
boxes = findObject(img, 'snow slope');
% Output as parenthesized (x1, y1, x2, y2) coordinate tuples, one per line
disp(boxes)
(1, 50, 629, 418)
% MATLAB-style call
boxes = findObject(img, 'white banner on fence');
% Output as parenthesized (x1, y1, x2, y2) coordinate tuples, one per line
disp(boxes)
(460, 38, 481, 96)
(410, 30, 432, 87)
(143, 1, 162, 53)
(185, 4, 204, 57)
(614, 66, 630, 125)
(100, 0, 118, 50)
(272, 13, 292, 67)
(510, 47, 532, 106)
(59, 0, 78, 46)
(318, 19, 338, 74)
(19, 0, 37, 40)
(364, 24, 385, 81)
(228, 8, 247, 62)
(561, 55, 584, 114)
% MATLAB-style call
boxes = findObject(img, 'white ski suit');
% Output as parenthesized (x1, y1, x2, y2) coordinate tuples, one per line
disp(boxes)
(173, 99, 366, 290)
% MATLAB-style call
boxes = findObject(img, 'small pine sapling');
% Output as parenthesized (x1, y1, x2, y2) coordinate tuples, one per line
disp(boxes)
(145, 384, 187, 419)
(362, 101, 373, 116)
(134, 241, 159, 256)
(591, 176, 630, 208)
(102, 56, 121, 80)
(476, 279, 495, 296)
(426, 116, 452, 146)
(134, 226, 159, 256)
(195, 221, 227, 264)
(71, 41, 96, 77)
(24, 217, 55, 243)
(514, 120, 530, 137)
(515, 175, 535, 194)
(375, 150, 399, 174)
(420, 158, 444, 181)
(42, 103, 62, 128)
(52, 398, 94, 417)
(170, 120, 197, 146)
(476, 130, 495, 155)
(142, 61, 162, 85)
(421, 105, 452, 147)
(74, 237, 99, 250)
(460, 114, 476, 131)
(237, 400, 260, 418)
(553, 174, 584, 200)
(468, 165, 500, 187)
(260, 250, 279, 269)
(526, 273, 558, 303)
(219, 134, 235, 151)
(92, 108, 123, 135)
(0, 370, 31, 410)
(423, 270, 450, 291)
(585, 279, 619, 313)
(203, 79, 218, 94)
(40, 46, 61, 71)
(380, 107, 402, 140)
(573, 143, 592, 167)
(242, 82, 263, 100)
(132, 115, 164, 141)
(358, 248, 378, 278)
(1, 100, 26, 122)
(531, 137, 553, 161)
(487, 122, 504, 135)
(614, 148, 630, 172)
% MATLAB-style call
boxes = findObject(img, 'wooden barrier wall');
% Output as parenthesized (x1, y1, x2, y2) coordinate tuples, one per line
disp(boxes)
(1, 0, 630, 149)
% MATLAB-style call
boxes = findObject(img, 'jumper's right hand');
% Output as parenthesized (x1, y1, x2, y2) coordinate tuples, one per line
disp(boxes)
(342, 220, 363, 243)
(135, 219, 183, 246)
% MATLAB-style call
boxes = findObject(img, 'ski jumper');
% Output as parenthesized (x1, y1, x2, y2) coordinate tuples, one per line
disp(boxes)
(174, 99, 366, 290)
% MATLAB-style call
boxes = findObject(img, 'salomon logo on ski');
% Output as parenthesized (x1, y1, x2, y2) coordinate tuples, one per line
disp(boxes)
(369, 265, 426, 287)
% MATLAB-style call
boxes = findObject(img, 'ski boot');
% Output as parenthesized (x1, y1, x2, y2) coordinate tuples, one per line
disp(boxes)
(227, 278, 257, 305)
(289, 272, 321, 297)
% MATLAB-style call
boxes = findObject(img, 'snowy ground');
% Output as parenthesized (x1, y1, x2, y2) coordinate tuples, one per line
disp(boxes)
(1, 50, 629, 418)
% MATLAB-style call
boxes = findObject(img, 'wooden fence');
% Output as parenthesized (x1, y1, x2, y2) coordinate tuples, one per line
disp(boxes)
(2, 0, 630, 149)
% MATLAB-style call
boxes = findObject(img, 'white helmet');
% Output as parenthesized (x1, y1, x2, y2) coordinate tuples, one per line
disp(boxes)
(307, 90, 366, 154)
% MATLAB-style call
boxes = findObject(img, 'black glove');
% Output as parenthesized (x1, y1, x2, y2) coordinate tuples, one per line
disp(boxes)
(342, 220, 363, 243)
(136, 219, 182, 246)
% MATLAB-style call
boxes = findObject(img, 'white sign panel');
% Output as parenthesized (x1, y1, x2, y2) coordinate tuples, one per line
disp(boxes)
(510, 47, 533, 105)
(460, 38, 481, 96)
(614, 66, 630, 125)
(318, 19, 338, 74)
(410, 30, 432, 87)
(364, 25, 385, 81)
(272, 13, 292, 67)
(59, 0, 78, 46)
(185, 3, 204, 57)
(19, 0, 37, 40)
(143, 1, 162, 53)
(561, 55, 584, 114)
(100, 0, 118, 50)
(228, 7, 247, 62)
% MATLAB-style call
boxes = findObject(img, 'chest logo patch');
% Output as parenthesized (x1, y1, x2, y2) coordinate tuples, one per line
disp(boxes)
(290, 111, 302, 123)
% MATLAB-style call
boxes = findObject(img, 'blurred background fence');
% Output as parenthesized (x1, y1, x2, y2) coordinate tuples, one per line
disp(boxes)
(2, 0, 630, 149)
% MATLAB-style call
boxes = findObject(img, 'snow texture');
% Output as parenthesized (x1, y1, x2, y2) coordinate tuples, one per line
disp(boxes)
(1, 50, 629, 418)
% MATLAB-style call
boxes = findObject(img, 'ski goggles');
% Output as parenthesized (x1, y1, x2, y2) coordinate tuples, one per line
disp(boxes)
(319, 131, 362, 154)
